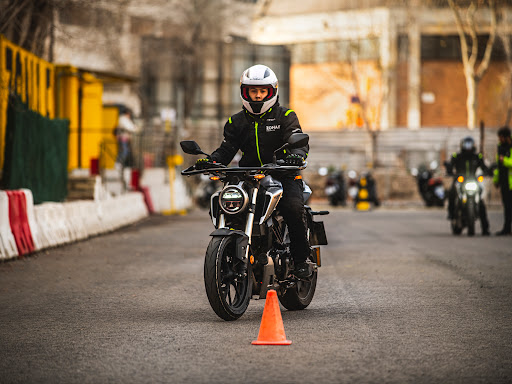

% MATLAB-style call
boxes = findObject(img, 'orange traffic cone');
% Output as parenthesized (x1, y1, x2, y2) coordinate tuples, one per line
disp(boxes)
(251, 290, 292, 345)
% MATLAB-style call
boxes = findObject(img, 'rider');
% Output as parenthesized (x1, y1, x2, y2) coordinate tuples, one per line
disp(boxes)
(494, 126, 512, 236)
(445, 136, 491, 236)
(195, 64, 311, 278)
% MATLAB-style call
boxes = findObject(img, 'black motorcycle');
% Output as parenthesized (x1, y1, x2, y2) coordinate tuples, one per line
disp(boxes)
(195, 175, 220, 209)
(180, 133, 329, 321)
(450, 175, 484, 236)
(325, 171, 346, 206)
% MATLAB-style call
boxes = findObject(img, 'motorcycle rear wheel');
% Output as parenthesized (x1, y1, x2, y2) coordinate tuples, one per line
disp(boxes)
(204, 236, 252, 321)
(278, 271, 317, 310)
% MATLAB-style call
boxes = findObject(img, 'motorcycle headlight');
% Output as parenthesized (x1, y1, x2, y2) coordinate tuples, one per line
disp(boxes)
(465, 182, 478, 191)
(219, 186, 248, 214)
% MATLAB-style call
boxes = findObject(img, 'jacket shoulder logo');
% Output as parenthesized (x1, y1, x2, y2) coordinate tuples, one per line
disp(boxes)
(266, 124, 280, 132)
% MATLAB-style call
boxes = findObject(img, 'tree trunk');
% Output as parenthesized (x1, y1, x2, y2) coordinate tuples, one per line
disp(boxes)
(465, 72, 478, 130)
(370, 131, 378, 169)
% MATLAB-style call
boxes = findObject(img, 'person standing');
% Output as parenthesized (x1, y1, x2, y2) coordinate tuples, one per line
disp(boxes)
(115, 107, 138, 170)
(493, 126, 512, 236)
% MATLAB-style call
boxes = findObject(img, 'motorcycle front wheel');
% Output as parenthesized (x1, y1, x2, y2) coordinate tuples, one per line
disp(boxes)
(204, 236, 252, 321)
(466, 198, 475, 237)
(451, 204, 463, 235)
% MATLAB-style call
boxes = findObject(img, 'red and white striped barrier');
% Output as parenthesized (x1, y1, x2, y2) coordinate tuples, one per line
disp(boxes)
(0, 191, 18, 259)
(0, 190, 149, 261)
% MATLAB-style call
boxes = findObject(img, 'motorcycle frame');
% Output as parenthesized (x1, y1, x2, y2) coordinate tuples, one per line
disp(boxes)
(185, 164, 306, 299)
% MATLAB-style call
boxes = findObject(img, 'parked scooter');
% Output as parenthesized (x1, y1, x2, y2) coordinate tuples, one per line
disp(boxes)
(412, 162, 446, 207)
(347, 170, 359, 202)
(324, 170, 347, 206)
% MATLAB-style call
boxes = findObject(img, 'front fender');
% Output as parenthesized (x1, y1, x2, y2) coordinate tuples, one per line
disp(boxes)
(209, 228, 249, 262)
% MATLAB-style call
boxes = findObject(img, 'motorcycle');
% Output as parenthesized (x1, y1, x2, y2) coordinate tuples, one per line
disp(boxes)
(354, 172, 380, 210)
(325, 171, 347, 206)
(180, 133, 329, 321)
(450, 174, 484, 236)
(194, 175, 220, 209)
(413, 163, 445, 207)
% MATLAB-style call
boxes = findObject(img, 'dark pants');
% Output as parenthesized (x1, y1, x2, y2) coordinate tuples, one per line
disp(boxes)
(448, 182, 489, 232)
(500, 185, 512, 233)
(116, 139, 132, 167)
(275, 176, 309, 263)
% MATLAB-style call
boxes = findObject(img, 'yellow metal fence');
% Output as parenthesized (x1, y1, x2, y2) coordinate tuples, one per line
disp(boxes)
(0, 35, 55, 170)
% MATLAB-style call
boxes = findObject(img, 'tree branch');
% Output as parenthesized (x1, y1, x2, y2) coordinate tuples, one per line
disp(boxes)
(476, 0, 497, 80)
(467, 2, 479, 69)
(448, 0, 470, 69)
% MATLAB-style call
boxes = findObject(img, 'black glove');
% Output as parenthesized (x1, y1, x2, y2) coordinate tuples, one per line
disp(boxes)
(195, 158, 214, 170)
(284, 153, 305, 166)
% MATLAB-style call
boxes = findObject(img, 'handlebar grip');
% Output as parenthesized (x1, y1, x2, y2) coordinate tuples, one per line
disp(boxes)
(311, 210, 330, 216)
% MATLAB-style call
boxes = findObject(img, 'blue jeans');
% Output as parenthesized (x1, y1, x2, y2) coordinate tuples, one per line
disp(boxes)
(116, 140, 131, 166)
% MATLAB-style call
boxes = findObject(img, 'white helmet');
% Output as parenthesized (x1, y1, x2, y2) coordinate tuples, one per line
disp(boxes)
(240, 64, 278, 115)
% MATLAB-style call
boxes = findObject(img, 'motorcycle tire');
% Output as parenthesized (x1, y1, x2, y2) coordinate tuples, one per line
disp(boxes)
(278, 218, 318, 311)
(278, 271, 318, 311)
(467, 199, 475, 237)
(204, 236, 252, 321)
(451, 221, 463, 235)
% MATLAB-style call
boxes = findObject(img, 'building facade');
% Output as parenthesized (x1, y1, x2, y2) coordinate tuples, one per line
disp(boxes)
(250, 0, 512, 131)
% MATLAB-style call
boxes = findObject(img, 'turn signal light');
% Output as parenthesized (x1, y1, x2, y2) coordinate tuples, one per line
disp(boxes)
(477, 175, 484, 182)
(210, 176, 220, 181)
(457, 176, 464, 183)
(254, 174, 265, 180)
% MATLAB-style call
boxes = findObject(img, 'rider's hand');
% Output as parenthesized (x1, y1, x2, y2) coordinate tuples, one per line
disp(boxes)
(284, 153, 305, 166)
(195, 158, 214, 170)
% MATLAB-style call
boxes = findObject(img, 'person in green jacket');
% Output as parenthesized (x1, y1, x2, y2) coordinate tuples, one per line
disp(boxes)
(494, 126, 512, 236)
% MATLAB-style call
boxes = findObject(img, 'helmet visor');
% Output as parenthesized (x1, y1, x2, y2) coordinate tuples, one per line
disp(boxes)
(462, 140, 474, 151)
(241, 85, 275, 102)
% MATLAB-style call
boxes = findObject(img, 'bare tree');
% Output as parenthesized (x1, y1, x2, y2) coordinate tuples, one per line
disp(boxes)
(0, 0, 57, 60)
(349, 40, 384, 169)
(447, 0, 497, 129)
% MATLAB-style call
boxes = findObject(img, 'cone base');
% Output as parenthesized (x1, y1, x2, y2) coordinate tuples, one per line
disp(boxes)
(251, 340, 292, 345)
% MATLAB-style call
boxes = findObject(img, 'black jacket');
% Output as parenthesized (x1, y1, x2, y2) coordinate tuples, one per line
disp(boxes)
(211, 104, 309, 167)
(446, 151, 490, 177)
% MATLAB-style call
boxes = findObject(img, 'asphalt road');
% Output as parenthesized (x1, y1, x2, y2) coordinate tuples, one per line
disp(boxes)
(0, 206, 511, 384)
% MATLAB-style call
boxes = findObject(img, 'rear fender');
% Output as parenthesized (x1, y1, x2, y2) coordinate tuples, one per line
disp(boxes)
(210, 228, 249, 262)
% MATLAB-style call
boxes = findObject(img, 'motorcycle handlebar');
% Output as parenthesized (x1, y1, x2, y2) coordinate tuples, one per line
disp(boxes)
(181, 162, 307, 176)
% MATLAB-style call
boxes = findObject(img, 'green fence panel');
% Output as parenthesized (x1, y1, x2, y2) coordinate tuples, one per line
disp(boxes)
(2, 95, 69, 204)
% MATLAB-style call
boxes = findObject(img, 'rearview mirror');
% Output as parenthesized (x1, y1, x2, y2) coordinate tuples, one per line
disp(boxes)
(287, 133, 309, 149)
(180, 140, 205, 155)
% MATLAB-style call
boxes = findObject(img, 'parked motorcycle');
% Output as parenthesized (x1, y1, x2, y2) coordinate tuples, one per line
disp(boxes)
(194, 175, 220, 209)
(354, 171, 380, 210)
(180, 133, 329, 321)
(449, 174, 484, 236)
(413, 162, 445, 207)
(325, 171, 347, 206)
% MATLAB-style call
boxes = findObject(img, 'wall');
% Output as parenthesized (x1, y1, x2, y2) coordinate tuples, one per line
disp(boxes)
(420, 61, 510, 128)
(290, 61, 382, 131)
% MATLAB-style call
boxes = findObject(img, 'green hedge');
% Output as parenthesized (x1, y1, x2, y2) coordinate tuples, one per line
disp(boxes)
(2, 95, 69, 204)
